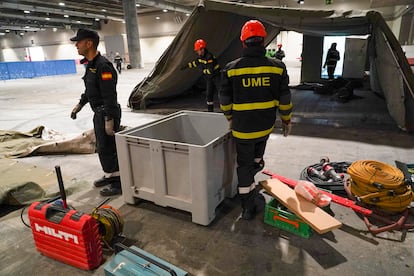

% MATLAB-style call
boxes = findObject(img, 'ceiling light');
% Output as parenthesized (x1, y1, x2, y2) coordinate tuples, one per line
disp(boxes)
(163, 9, 168, 12)
(24, 10, 31, 14)
(45, 17, 50, 20)
(102, 9, 107, 12)
(5, 29, 10, 33)
(20, 32, 24, 36)
(136, 4, 140, 7)
(155, 16, 160, 20)
(53, 28, 57, 32)
(298, 0, 304, 3)
(0, 33, 5, 36)
(59, 2, 65, 6)
(95, 18, 100, 21)
(76, 20, 81, 23)
(185, 13, 190, 16)
(64, 14, 69, 18)
(25, 26, 30, 29)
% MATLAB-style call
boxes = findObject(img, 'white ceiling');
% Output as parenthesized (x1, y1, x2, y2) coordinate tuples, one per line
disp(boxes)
(0, 0, 412, 32)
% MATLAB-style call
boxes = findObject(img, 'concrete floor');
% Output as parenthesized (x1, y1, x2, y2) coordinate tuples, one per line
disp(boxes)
(1, 64, 414, 276)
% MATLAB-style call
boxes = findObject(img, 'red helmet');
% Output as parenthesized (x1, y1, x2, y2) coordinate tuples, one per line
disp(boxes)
(194, 39, 206, 51)
(240, 20, 267, 42)
(277, 43, 282, 47)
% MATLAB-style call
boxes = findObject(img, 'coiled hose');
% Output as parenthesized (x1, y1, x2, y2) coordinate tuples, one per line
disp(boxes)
(91, 205, 124, 247)
(347, 160, 413, 213)
(300, 161, 351, 194)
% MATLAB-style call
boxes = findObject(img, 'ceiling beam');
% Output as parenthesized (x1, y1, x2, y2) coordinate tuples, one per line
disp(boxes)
(370, 0, 414, 8)
(0, 1, 124, 21)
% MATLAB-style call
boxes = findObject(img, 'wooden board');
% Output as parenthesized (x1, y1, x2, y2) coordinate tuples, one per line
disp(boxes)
(261, 178, 342, 234)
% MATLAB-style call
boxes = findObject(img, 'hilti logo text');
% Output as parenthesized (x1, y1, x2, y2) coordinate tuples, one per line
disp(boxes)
(34, 223, 79, 244)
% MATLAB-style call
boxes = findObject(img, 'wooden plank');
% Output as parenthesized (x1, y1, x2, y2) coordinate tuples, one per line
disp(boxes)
(261, 178, 342, 234)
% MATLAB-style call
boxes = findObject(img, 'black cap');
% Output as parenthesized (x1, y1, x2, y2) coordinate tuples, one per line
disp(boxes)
(70, 29, 99, 42)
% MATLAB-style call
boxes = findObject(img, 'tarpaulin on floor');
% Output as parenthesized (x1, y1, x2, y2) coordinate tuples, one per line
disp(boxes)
(128, 0, 414, 132)
(0, 126, 96, 158)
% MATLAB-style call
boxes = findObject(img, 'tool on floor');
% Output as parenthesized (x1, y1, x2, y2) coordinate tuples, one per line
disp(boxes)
(260, 178, 342, 234)
(27, 165, 124, 270)
(55, 165, 68, 209)
(263, 170, 414, 237)
(91, 198, 124, 249)
(104, 243, 188, 276)
(28, 166, 103, 270)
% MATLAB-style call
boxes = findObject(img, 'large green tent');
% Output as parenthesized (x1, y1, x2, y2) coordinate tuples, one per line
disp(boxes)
(129, 0, 414, 132)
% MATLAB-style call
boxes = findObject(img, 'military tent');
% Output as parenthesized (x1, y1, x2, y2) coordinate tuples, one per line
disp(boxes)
(128, 0, 414, 132)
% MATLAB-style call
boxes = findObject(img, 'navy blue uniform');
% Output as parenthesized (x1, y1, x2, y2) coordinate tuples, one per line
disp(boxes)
(78, 53, 121, 176)
(220, 45, 292, 208)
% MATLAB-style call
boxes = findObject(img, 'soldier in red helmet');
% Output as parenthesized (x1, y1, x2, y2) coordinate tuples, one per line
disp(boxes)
(220, 20, 293, 220)
(182, 39, 221, 112)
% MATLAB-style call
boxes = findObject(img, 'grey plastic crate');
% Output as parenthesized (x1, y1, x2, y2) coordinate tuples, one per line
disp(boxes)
(115, 110, 237, 225)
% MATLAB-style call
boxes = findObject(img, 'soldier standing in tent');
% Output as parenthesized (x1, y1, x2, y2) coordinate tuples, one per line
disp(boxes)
(181, 39, 221, 112)
(323, 42, 340, 79)
(219, 20, 293, 220)
(275, 43, 285, 61)
(69, 29, 122, 196)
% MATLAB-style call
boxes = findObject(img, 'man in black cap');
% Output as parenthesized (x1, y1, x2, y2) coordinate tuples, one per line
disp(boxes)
(70, 28, 122, 196)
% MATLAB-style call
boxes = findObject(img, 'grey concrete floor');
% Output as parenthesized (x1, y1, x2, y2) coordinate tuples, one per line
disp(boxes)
(1, 65, 414, 276)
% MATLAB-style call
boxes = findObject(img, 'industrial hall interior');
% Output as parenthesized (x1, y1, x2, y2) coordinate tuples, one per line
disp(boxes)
(1, 0, 414, 275)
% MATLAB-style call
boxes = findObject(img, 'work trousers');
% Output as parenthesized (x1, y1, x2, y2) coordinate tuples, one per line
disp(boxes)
(205, 74, 221, 104)
(93, 105, 121, 174)
(235, 137, 267, 200)
(327, 64, 336, 79)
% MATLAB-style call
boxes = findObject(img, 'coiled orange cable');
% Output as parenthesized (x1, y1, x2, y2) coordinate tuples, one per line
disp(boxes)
(347, 160, 413, 213)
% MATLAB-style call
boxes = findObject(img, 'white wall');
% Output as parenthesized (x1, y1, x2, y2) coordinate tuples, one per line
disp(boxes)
(0, 12, 186, 66)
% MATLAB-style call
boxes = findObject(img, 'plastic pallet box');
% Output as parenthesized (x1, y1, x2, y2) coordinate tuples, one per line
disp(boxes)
(264, 198, 312, 238)
(115, 110, 238, 226)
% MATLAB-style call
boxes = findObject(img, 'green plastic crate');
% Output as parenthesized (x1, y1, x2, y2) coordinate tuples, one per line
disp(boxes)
(264, 198, 312, 238)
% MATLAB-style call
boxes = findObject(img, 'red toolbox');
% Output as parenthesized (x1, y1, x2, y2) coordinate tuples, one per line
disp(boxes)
(28, 201, 102, 270)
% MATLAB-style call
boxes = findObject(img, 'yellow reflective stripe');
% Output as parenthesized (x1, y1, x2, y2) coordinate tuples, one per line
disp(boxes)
(198, 59, 208, 64)
(233, 100, 278, 111)
(281, 114, 292, 121)
(220, 104, 232, 112)
(279, 102, 292, 110)
(227, 66, 283, 77)
(232, 126, 274, 139)
(214, 64, 220, 70)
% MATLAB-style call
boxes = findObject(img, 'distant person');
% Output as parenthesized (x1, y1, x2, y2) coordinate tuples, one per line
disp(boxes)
(181, 39, 221, 112)
(219, 20, 293, 220)
(69, 28, 122, 196)
(323, 42, 340, 79)
(114, 52, 123, 74)
(275, 44, 285, 61)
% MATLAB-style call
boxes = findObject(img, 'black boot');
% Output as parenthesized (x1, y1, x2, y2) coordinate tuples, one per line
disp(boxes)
(207, 104, 214, 112)
(241, 189, 265, 220)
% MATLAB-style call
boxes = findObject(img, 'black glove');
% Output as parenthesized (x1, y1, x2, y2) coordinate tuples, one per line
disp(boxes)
(70, 104, 83, 120)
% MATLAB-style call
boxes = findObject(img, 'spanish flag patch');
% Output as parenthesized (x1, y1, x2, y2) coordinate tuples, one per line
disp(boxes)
(101, 72, 113, 80)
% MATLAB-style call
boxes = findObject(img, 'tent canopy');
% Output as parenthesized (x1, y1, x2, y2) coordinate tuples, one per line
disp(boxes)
(129, 0, 414, 131)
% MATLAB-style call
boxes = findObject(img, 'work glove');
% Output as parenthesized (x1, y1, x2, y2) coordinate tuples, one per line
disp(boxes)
(70, 104, 83, 120)
(282, 120, 292, 137)
(105, 117, 115, 136)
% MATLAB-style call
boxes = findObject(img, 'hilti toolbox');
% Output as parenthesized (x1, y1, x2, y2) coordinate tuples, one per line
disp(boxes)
(28, 201, 102, 270)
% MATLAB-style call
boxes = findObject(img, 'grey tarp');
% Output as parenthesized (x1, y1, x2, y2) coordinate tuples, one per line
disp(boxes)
(129, 0, 414, 131)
